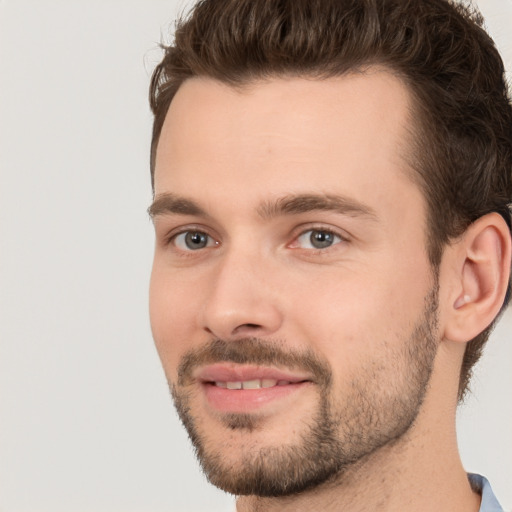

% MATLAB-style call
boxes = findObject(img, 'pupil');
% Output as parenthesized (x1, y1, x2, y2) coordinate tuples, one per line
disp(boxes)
(186, 231, 207, 249)
(311, 231, 333, 248)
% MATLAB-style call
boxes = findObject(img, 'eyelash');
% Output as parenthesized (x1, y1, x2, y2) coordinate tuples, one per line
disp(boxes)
(164, 225, 348, 255)
(289, 226, 347, 252)
(164, 225, 218, 252)
(173, 230, 218, 251)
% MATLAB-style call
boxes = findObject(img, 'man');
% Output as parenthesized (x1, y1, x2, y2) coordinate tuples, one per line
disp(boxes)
(147, 0, 512, 510)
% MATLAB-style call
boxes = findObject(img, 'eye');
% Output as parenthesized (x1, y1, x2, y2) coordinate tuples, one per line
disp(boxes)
(295, 229, 343, 250)
(173, 230, 217, 251)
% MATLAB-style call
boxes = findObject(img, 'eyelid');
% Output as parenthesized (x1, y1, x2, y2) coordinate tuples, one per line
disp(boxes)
(174, 231, 218, 251)
(288, 225, 349, 250)
(162, 224, 220, 248)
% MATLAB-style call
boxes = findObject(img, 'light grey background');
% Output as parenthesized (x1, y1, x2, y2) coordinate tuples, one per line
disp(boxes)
(0, 1, 511, 511)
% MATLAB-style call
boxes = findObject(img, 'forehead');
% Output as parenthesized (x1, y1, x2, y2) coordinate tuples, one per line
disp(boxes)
(154, 71, 417, 210)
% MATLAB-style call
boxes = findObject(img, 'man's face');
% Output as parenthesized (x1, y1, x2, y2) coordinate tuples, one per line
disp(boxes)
(150, 72, 440, 496)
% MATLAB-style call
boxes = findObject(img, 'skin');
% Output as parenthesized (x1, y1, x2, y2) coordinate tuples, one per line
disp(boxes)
(149, 71, 509, 511)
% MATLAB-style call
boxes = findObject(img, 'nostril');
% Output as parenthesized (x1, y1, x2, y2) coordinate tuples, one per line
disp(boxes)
(231, 323, 264, 336)
(202, 300, 283, 340)
(203, 323, 262, 337)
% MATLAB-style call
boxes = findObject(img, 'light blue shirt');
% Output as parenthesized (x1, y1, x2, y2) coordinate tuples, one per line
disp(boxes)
(469, 474, 504, 512)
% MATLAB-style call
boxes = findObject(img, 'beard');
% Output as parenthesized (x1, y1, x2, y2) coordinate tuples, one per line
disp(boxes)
(169, 282, 439, 497)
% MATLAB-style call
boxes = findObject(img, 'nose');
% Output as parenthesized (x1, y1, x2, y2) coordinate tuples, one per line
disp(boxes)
(200, 249, 283, 340)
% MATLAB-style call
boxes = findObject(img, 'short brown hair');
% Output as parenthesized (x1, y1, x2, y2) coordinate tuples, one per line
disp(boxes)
(149, 0, 512, 401)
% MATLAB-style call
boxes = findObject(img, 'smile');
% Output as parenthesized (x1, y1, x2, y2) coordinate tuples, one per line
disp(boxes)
(194, 364, 313, 413)
(213, 379, 294, 389)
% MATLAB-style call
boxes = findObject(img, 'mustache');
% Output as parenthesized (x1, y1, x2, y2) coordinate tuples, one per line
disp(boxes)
(177, 338, 332, 388)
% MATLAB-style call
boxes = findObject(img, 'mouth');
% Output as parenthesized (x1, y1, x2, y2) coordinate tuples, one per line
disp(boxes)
(194, 364, 313, 413)
(211, 378, 304, 389)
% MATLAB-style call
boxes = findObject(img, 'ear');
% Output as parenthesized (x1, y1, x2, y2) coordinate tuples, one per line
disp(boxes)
(443, 213, 511, 343)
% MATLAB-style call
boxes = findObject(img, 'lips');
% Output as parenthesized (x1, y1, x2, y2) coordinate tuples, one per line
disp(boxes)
(214, 379, 292, 389)
(194, 363, 313, 413)
(196, 363, 312, 386)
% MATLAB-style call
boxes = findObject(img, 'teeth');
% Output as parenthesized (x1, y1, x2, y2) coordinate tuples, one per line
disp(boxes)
(242, 379, 261, 389)
(214, 379, 288, 389)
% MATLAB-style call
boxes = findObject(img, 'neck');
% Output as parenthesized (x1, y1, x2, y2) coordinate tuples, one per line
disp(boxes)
(236, 420, 478, 512)
(237, 351, 480, 512)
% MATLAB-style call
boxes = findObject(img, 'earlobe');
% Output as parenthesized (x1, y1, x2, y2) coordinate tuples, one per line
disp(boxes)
(444, 213, 511, 343)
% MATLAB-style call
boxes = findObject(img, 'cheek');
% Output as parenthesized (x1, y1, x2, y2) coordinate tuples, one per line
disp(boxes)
(149, 265, 196, 380)
(289, 267, 429, 366)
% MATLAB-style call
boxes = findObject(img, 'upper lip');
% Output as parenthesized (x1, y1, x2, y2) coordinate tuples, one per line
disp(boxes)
(194, 363, 313, 384)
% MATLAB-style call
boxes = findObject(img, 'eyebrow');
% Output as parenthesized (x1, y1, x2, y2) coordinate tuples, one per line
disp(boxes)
(257, 193, 378, 220)
(148, 193, 209, 218)
(148, 192, 377, 221)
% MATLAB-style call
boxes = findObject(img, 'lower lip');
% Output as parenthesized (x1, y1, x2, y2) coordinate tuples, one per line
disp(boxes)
(202, 382, 311, 413)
